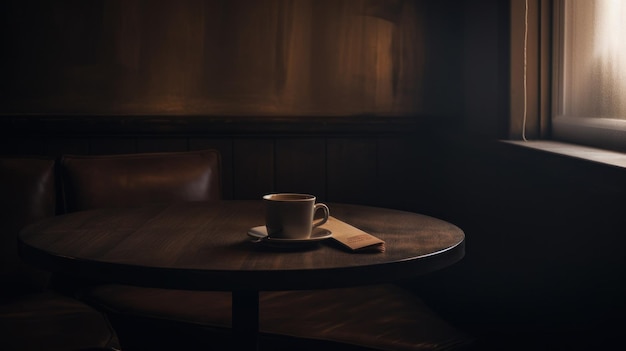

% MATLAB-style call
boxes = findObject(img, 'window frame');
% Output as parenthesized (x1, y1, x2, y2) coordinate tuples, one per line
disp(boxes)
(510, 0, 626, 154)
(550, 0, 626, 153)
(509, 0, 552, 141)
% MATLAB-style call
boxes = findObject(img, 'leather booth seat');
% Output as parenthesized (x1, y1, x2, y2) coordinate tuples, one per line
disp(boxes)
(0, 291, 119, 351)
(60, 150, 221, 212)
(0, 157, 119, 351)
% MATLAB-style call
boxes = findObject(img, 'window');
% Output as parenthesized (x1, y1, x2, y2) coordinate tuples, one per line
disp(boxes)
(551, 0, 626, 152)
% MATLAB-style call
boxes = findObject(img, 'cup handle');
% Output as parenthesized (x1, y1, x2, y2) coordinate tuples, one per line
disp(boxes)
(312, 203, 329, 228)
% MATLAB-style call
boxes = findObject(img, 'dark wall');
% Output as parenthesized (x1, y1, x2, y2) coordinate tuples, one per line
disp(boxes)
(411, 0, 626, 345)
(415, 138, 626, 342)
(0, 0, 463, 118)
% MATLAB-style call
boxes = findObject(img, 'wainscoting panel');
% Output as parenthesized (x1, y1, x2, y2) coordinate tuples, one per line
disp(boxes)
(90, 137, 138, 155)
(0, 116, 423, 206)
(377, 136, 423, 211)
(44, 137, 90, 157)
(136, 138, 189, 153)
(326, 138, 378, 206)
(1, 136, 46, 156)
(232, 138, 275, 200)
(274, 138, 326, 201)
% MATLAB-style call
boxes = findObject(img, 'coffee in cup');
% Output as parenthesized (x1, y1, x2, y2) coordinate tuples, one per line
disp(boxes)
(263, 193, 329, 240)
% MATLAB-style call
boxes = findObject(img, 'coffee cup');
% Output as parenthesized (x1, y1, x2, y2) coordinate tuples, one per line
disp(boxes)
(263, 193, 329, 240)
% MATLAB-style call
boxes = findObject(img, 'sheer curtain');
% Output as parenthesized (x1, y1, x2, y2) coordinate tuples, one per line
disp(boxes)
(552, 0, 626, 151)
(564, 0, 626, 118)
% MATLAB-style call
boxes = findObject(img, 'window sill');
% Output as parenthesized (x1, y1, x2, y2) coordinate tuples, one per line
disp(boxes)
(501, 140, 626, 170)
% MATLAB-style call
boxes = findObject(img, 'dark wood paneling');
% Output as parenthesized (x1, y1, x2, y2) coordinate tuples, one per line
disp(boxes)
(136, 138, 188, 153)
(90, 137, 137, 155)
(0, 116, 420, 205)
(274, 138, 326, 200)
(326, 138, 377, 205)
(0, 137, 46, 156)
(232, 139, 274, 200)
(377, 137, 424, 211)
(43, 137, 89, 157)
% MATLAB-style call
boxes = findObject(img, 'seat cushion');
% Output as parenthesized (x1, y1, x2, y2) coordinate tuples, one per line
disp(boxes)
(0, 158, 120, 351)
(0, 291, 119, 351)
(85, 284, 473, 351)
(60, 150, 221, 212)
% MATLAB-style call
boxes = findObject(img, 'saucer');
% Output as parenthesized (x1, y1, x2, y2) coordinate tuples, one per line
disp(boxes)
(247, 226, 333, 245)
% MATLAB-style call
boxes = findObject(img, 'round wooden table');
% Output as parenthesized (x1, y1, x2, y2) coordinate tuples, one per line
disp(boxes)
(19, 201, 465, 350)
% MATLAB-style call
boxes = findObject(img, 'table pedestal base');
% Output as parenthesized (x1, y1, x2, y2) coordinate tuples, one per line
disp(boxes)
(232, 290, 259, 351)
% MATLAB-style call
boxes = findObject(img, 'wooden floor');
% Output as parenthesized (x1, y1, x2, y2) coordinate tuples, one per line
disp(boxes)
(115, 326, 623, 351)
(465, 329, 622, 351)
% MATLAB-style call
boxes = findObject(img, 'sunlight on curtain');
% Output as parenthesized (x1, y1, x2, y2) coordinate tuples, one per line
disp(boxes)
(566, 0, 626, 118)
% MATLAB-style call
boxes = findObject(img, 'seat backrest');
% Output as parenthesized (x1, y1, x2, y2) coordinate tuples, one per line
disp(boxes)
(0, 157, 56, 294)
(60, 150, 222, 212)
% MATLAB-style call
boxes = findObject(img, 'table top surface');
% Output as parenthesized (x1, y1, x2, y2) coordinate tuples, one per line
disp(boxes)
(19, 201, 465, 291)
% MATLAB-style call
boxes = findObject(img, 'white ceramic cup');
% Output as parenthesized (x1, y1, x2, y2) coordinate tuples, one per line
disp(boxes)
(263, 193, 330, 239)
